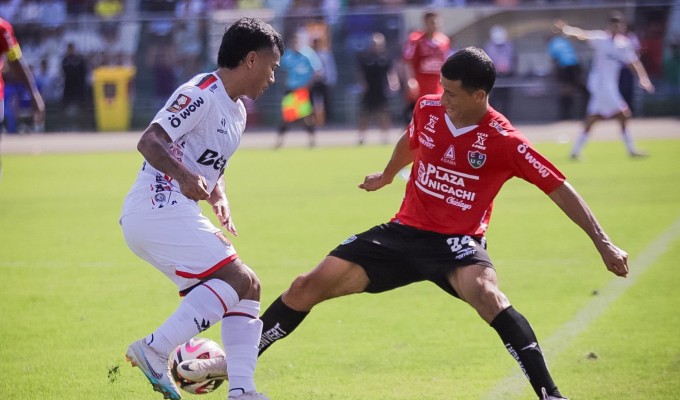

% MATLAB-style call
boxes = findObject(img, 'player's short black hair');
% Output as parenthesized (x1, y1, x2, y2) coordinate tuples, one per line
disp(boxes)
(424, 11, 438, 20)
(441, 46, 496, 94)
(217, 17, 284, 69)
(609, 11, 625, 23)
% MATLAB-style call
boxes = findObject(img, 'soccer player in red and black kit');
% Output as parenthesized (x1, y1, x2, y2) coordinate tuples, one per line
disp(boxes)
(402, 11, 450, 120)
(186, 47, 630, 400)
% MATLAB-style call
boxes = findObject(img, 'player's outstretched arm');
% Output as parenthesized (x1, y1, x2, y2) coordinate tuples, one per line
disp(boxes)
(548, 182, 629, 277)
(359, 131, 416, 192)
(553, 20, 589, 41)
(137, 123, 210, 201)
(629, 60, 655, 93)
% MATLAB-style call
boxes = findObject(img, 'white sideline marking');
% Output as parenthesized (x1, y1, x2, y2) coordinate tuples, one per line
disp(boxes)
(483, 216, 680, 400)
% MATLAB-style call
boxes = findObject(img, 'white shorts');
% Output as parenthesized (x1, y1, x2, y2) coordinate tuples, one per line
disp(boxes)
(120, 202, 238, 293)
(587, 80, 629, 118)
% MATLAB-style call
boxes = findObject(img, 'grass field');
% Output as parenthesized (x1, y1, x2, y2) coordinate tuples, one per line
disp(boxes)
(1, 138, 679, 400)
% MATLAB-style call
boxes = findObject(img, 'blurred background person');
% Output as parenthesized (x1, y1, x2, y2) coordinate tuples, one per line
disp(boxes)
(402, 11, 450, 120)
(309, 37, 337, 127)
(276, 32, 321, 148)
(61, 42, 87, 115)
(664, 38, 680, 96)
(356, 32, 399, 146)
(556, 12, 655, 160)
(484, 24, 515, 117)
(33, 58, 61, 104)
(146, 45, 177, 108)
(547, 28, 586, 120)
(0, 16, 45, 173)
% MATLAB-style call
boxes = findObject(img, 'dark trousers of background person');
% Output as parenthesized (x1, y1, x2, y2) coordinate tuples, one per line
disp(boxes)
(619, 67, 636, 115)
(490, 84, 512, 119)
(557, 64, 588, 120)
(310, 81, 332, 126)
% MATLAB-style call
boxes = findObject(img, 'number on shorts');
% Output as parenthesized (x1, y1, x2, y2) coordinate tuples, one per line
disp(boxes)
(447, 235, 472, 253)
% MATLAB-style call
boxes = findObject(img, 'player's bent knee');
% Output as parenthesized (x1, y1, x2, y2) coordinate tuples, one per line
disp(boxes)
(474, 287, 510, 321)
(285, 273, 326, 308)
(237, 263, 261, 300)
(208, 259, 261, 300)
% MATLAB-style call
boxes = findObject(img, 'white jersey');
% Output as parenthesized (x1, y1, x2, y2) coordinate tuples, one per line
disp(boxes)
(121, 73, 247, 217)
(585, 31, 639, 116)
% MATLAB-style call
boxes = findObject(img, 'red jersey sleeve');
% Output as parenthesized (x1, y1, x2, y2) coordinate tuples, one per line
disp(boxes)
(509, 136, 565, 194)
(0, 18, 21, 61)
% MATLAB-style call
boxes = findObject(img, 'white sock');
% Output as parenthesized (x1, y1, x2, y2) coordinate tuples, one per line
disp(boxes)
(622, 129, 636, 153)
(146, 279, 239, 355)
(222, 299, 262, 394)
(571, 131, 589, 157)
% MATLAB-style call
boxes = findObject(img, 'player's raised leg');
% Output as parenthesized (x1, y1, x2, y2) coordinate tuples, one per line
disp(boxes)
(212, 262, 268, 399)
(570, 114, 600, 160)
(449, 264, 568, 400)
(125, 276, 240, 400)
(259, 256, 369, 355)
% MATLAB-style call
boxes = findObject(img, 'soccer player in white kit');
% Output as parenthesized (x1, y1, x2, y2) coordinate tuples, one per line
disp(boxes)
(120, 18, 282, 400)
(555, 12, 655, 160)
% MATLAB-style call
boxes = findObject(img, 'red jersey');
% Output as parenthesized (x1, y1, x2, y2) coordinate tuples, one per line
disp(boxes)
(0, 18, 22, 99)
(393, 95, 566, 236)
(402, 31, 450, 98)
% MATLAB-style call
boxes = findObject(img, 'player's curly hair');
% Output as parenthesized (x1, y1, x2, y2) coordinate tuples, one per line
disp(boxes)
(441, 47, 496, 94)
(217, 17, 284, 69)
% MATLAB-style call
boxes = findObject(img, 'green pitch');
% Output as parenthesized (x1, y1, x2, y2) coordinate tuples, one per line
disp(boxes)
(1, 138, 678, 400)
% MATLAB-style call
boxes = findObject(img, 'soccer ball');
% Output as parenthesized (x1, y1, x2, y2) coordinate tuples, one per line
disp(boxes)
(169, 337, 226, 395)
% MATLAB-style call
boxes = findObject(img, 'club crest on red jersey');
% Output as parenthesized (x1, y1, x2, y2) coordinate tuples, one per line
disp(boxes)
(468, 151, 486, 169)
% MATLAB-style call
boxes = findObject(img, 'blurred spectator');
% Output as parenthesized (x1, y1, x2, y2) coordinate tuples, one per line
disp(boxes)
(40, 0, 67, 30)
(147, 46, 177, 108)
(484, 25, 515, 117)
(66, 0, 90, 15)
(174, 20, 204, 81)
(175, 0, 204, 17)
(34, 58, 61, 103)
(546, 30, 586, 120)
(484, 25, 515, 76)
(98, 24, 126, 66)
(356, 32, 399, 145)
(618, 23, 640, 115)
(0, 0, 21, 20)
(309, 37, 337, 126)
(638, 18, 666, 80)
(4, 72, 35, 133)
(664, 39, 680, 92)
(275, 32, 321, 148)
(205, 0, 236, 10)
(145, 0, 175, 44)
(61, 42, 88, 112)
(174, 0, 205, 81)
(402, 11, 450, 120)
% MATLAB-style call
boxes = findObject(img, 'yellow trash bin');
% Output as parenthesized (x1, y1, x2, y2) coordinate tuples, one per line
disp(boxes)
(92, 66, 136, 132)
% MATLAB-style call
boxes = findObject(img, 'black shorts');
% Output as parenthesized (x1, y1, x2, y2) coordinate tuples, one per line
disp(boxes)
(328, 222, 493, 298)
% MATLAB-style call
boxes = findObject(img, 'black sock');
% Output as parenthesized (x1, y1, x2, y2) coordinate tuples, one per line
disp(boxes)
(491, 306, 563, 399)
(258, 295, 309, 356)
